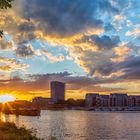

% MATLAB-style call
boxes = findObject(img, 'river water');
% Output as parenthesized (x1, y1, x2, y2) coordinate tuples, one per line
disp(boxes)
(1, 110, 140, 140)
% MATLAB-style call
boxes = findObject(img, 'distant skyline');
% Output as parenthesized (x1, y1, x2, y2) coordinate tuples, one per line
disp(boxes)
(0, 0, 140, 100)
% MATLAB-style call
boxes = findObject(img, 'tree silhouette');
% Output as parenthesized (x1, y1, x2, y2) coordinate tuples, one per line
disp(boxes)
(0, 0, 14, 37)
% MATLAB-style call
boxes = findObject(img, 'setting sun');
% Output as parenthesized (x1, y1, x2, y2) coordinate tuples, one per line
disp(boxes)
(0, 94, 15, 103)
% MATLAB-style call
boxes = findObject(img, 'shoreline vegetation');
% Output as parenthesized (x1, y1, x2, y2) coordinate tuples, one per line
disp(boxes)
(0, 121, 41, 140)
(0, 121, 57, 140)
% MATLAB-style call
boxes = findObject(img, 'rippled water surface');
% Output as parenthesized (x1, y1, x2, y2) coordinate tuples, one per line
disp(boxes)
(1, 110, 140, 140)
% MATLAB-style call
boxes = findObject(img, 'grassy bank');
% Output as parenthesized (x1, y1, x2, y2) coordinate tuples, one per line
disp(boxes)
(0, 121, 41, 140)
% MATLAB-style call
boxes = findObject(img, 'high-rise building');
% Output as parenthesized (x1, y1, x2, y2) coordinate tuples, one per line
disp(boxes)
(51, 81, 65, 103)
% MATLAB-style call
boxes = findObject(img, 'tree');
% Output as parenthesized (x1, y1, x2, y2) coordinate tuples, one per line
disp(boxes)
(0, 0, 13, 9)
(0, 30, 3, 37)
(0, 0, 14, 37)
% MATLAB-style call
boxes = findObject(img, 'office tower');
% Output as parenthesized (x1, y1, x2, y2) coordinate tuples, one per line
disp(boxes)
(51, 81, 65, 103)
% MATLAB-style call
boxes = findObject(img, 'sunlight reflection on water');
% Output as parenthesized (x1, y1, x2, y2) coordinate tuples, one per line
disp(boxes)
(1, 111, 140, 140)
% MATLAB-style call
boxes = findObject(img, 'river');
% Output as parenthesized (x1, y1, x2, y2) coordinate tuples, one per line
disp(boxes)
(1, 110, 140, 140)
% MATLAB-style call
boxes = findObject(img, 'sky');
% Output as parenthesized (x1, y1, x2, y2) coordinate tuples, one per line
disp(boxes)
(0, 0, 140, 100)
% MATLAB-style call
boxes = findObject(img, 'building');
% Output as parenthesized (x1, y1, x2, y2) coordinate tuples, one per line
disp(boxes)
(109, 93, 128, 107)
(32, 97, 51, 108)
(99, 95, 109, 107)
(51, 81, 65, 103)
(85, 93, 140, 108)
(85, 94, 109, 107)
(128, 96, 140, 107)
(85, 93, 99, 107)
(32, 97, 51, 103)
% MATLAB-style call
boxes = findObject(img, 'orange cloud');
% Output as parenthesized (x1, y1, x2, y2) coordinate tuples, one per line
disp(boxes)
(112, 45, 131, 62)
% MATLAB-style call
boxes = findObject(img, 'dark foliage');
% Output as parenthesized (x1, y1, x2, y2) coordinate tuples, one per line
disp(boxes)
(0, 0, 13, 9)
(0, 0, 14, 37)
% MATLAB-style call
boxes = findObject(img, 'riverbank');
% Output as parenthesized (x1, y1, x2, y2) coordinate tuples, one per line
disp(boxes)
(0, 121, 41, 140)
(72, 106, 140, 111)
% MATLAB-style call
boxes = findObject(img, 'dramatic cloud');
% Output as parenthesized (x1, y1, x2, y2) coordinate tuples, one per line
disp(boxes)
(42, 50, 65, 63)
(0, 38, 13, 50)
(0, 72, 124, 97)
(75, 35, 120, 50)
(117, 56, 140, 79)
(16, 44, 34, 58)
(15, 0, 113, 37)
(0, 56, 28, 75)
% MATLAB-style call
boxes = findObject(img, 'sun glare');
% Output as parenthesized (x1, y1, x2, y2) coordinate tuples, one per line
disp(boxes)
(0, 94, 15, 103)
